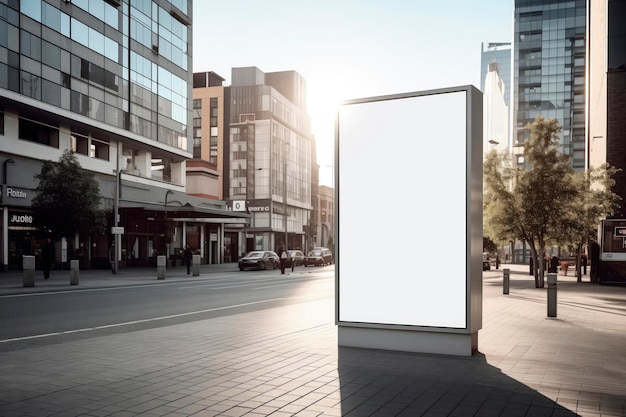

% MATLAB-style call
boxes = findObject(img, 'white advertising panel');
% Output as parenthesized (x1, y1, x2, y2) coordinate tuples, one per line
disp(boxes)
(336, 86, 482, 337)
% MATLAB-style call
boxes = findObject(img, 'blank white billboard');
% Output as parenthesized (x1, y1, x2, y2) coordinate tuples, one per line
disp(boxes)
(336, 86, 482, 331)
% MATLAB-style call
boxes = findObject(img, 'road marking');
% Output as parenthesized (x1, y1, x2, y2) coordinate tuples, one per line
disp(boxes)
(0, 298, 287, 343)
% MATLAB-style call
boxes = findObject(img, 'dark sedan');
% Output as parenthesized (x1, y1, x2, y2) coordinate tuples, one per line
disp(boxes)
(239, 251, 280, 271)
(304, 247, 333, 266)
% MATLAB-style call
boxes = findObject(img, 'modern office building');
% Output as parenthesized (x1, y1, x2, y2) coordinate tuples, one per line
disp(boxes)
(481, 42, 511, 154)
(512, 0, 587, 171)
(0, 0, 247, 271)
(483, 61, 510, 154)
(481, 42, 512, 107)
(226, 67, 314, 256)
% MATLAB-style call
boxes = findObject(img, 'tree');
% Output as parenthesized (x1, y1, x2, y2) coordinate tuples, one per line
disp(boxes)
(32, 150, 106, 259)
(484, 116, 578, 287)
(555, 165, 620, 282)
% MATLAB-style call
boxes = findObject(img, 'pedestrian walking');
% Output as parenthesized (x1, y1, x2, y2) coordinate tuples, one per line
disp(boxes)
(582, 253, 588, 275)
(183, 245, 193, 275)
(550, 256, 559, 274)
(279, 247, 288, 274)
(41, 238, 54, 279)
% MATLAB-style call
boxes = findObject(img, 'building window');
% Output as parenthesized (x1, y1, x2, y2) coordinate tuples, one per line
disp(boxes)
(71, 133, 89, 155)
(192, 117, 201, 158)
(151, 156, 172, 182)
(210, 97, 218, 127)
(90, 138, 109, 160)
(19, 118, 59, 148)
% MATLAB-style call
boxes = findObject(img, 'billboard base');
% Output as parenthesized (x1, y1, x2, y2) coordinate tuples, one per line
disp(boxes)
(338, 326, 478, 357)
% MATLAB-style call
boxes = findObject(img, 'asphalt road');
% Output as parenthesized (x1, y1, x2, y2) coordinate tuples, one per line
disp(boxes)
(0, 266, 335, 351)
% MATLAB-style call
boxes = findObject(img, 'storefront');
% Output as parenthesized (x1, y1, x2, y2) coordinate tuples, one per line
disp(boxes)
(1, 183, 41, 271)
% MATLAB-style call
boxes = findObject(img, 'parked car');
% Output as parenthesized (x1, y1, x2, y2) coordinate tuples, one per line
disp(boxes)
(305, 247, 333, 266)
(482, 252, 491, 271)
(239, 251, 280, 271)
(288, 250, 306, 266)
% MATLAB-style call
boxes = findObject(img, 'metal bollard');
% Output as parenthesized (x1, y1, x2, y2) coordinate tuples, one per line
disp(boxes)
(22, 255, 35, 287)
(503, 268, 510, 294)
(547, 273, 557, 317)
(192, 254, 200, 276)
(70, 260, 79, 285)
(157, 255, 166, 280)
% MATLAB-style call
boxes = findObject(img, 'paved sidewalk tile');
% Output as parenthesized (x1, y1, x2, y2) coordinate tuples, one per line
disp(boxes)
(0, 263, 624, 416)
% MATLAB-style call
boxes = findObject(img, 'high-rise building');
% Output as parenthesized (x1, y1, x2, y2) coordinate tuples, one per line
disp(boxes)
(481, 42, 512, 106)
(226, 67, 314, 255)
(0, 1, 246, 270)
(512, 0, 587, 171)
(481, 42, 511, 154)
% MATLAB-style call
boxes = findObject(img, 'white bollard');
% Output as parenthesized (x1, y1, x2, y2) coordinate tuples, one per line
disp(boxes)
(70, 260, 79, 285)
(503, 268, 510, 295)
(547, 273, 557, 317)
(157, 255, 166, 280)
(192, 254, 200, 276)
(22, 255, 35, 287)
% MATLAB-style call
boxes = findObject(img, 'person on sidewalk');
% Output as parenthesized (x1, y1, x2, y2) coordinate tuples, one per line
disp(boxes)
(549, 255, 559, 273)
(183, 245, 193, 275)
(41, 238, 54, 279)
(279, 247, 289, 274)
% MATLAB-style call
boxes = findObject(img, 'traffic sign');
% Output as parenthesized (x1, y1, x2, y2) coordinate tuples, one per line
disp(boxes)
(111, 226, 125, 234)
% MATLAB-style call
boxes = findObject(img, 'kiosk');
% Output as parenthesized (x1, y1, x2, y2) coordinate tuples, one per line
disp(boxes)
(335, 86, 483, 356)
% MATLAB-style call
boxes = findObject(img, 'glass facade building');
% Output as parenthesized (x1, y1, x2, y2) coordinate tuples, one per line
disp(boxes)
(3, 0, 192, 161)
(0, 1, 245, 271)
(227, 67, 313, 254)
(512, 0, 587, 171)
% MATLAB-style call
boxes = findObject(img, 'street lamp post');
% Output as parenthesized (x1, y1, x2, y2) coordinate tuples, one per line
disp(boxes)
(283, 141, 289, 252)
(113, 146, 121, 275)
(164, 190, 174, 260)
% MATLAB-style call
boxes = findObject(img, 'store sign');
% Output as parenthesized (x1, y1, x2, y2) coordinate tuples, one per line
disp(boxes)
(6, 187, 27, 198)
(247, 199, 271, 212)
(2, 186, 34, 206)
(232, 200, 246, 211)
(9, 211, 34, 226)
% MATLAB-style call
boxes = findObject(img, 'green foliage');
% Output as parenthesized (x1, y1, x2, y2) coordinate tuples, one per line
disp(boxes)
(482, 236, 497, 254)
(31, 150, 106, 240)
(483, 115, 620, 287)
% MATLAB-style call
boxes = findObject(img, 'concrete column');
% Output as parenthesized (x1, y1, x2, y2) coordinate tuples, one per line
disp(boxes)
(503, 268, 510, 295)
(22, 255, 35, 287)
(192, 254, 200, 276)
(547, 273, 557, 317)
(70, 259, 79, 285)
(157, 255, 166, 280)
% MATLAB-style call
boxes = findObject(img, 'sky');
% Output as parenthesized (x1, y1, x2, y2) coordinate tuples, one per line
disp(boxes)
(192, 1, 514, 186)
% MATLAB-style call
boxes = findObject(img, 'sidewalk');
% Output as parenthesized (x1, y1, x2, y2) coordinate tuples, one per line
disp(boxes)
(0, 263, 624, 416)
(0, 262, 240, 295)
